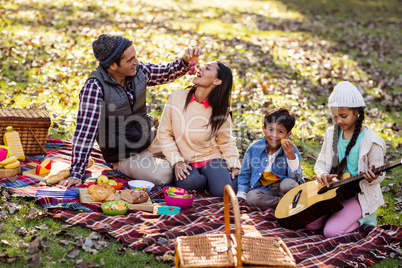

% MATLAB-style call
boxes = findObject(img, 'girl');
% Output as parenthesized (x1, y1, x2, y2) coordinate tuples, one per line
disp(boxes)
(156, 61, 240, 197)
(308, 81, 386, 237)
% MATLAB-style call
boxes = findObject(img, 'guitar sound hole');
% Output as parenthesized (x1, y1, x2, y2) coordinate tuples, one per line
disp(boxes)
(318, 187, 328, 195)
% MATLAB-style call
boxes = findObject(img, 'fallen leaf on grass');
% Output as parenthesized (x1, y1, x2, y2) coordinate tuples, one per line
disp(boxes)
(75, 259, 96, 268)
(0, 251, 17, 264)
(16, 241, 30, 248)
(26, 251, 41, 266)
(40, 237, 50, 249)
(34, 224, 48, 230)
(0, 223, 3, 233)
(66, 248, 80, 258)
(59, 240, 71, 246)
(16, 227, 30, 237)
(0, 212, 6, 220)
(26, 207, 43, 220)
(1, 240, 11, 246)
(27, 237, 40, 254)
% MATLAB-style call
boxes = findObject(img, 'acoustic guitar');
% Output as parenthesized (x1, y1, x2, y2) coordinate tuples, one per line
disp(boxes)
(275, 158, 402, 229)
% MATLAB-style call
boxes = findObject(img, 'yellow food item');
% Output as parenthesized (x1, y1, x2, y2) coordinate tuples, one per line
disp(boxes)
(3, 126, 25, 162)
(0, 156, 17, 166)
(108, 180, 117, 185)
(46, 168, 70, 184)
(4, 160, 20, 169)
(97, 175, 109, 184)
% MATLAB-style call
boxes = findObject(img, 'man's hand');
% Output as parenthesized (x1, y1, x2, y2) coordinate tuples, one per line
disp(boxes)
(58, 177, 82, 188)
(174, 161, 192, 181)
(231, 168, 240, 180)
(313, 173, 337, 188)
(281, 139, 296, 160)
(183, 47, 203, 65)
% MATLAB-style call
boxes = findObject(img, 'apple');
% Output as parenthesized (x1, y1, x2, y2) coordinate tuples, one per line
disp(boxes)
(108, 180, 117, 186)
(97, 175, 109, 184)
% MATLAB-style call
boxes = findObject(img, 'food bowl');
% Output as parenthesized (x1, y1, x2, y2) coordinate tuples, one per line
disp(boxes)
(110, 182, 123, 190)
(128, 180, 155, 192)
(162, 187, 194, 210)
(101, 201, 128, 216)
(158, 206, 181, 215)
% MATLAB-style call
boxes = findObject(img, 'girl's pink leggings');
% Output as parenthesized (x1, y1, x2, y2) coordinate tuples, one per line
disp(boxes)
(306, 198, 362, 238)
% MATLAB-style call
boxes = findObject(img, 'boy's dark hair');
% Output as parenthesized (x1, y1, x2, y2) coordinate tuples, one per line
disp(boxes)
(264, 107, 295, 132)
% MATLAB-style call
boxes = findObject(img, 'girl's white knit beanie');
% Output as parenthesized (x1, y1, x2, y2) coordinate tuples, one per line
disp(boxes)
(328, 81, 366, 108)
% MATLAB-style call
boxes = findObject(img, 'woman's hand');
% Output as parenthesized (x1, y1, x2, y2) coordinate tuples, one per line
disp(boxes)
(58, 177, 82, 187)
(313, 173, 337, 188)
(230, 168, 240, 180)
(281, 139, 296, 160)
(174, 161, 192, 181)
(183, 47, 203, 64)
(363, 165, 382, 183)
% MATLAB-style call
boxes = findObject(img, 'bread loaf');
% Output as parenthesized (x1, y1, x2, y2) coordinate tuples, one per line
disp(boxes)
(120, 189, 149, 204)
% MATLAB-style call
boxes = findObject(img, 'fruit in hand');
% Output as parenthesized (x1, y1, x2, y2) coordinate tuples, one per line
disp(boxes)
(97, 175, 109, 184)
(281, 139, 293, 145)
(188, 61, 197, 75)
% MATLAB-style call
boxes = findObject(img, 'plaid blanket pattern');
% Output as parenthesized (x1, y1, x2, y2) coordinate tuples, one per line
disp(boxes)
(0, 138, 132, 211)
(54, 198, 402, 267)
(2, 139, 401, 267)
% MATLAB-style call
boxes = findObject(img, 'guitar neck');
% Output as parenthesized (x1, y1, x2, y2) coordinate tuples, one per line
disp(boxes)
(330, 158, 402, 189)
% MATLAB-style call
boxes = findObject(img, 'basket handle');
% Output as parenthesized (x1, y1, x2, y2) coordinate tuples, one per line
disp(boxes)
(29, 127, 47, 155)
(223, 184, 242, 267)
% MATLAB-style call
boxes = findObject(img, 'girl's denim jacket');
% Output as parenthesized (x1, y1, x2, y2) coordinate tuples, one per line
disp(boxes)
(237, 137, 304, 194)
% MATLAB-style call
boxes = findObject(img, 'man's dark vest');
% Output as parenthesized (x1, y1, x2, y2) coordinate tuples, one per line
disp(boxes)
(88, 65, 153, 163)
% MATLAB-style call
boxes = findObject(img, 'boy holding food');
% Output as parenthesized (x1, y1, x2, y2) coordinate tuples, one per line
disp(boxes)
(237, 107, 304, 208)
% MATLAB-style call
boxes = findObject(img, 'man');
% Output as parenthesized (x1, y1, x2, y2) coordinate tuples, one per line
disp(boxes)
(58, 34, 202, 187)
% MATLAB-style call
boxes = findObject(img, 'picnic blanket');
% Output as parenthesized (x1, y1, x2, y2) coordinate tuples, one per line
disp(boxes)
(1, 138, 401, 267)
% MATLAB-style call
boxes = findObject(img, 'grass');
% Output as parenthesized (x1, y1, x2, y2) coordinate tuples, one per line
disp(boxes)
(0, 0, 401, 266)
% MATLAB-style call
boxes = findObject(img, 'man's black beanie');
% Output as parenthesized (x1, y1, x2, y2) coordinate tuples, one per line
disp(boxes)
(92, 34, 132, 68)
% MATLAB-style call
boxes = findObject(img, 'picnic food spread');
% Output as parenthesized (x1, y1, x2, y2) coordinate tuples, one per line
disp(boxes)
(87, 183, 116, 202)
(44, 157, 95, 184)
(120, 189, 149, 204)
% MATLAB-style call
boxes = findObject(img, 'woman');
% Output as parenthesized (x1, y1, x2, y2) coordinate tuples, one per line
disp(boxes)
(157, 61, 240, 197)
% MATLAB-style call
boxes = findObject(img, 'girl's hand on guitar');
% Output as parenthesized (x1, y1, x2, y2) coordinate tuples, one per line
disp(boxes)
(314, 173, 337, 188)
(363, 165, 382, 183)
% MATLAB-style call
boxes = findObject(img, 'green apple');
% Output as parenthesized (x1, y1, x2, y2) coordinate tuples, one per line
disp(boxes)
(108, 180, 117, 186)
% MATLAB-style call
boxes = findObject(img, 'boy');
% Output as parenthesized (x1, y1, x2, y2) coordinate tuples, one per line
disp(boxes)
(237, 107, 304, 208)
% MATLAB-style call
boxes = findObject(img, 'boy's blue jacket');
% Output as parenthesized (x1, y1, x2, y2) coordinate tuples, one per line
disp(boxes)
(237, 136, 304, 194)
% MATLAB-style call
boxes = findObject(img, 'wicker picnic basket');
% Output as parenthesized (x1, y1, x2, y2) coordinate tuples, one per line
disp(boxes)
(0, 108, 51, 155)
(174, 185, 296, 268)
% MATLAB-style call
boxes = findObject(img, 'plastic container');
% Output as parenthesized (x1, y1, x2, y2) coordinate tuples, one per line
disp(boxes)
(162, 187, 194, 210)
(101, 201, 128, 216)
(158, 206, 181, 215)
(128, 180, 155, 192)
(3, 126, 25, 161)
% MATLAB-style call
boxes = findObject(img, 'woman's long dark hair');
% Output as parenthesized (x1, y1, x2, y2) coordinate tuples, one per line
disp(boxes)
(330, 107, 365, 177)
(184, 61, 233, 138)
